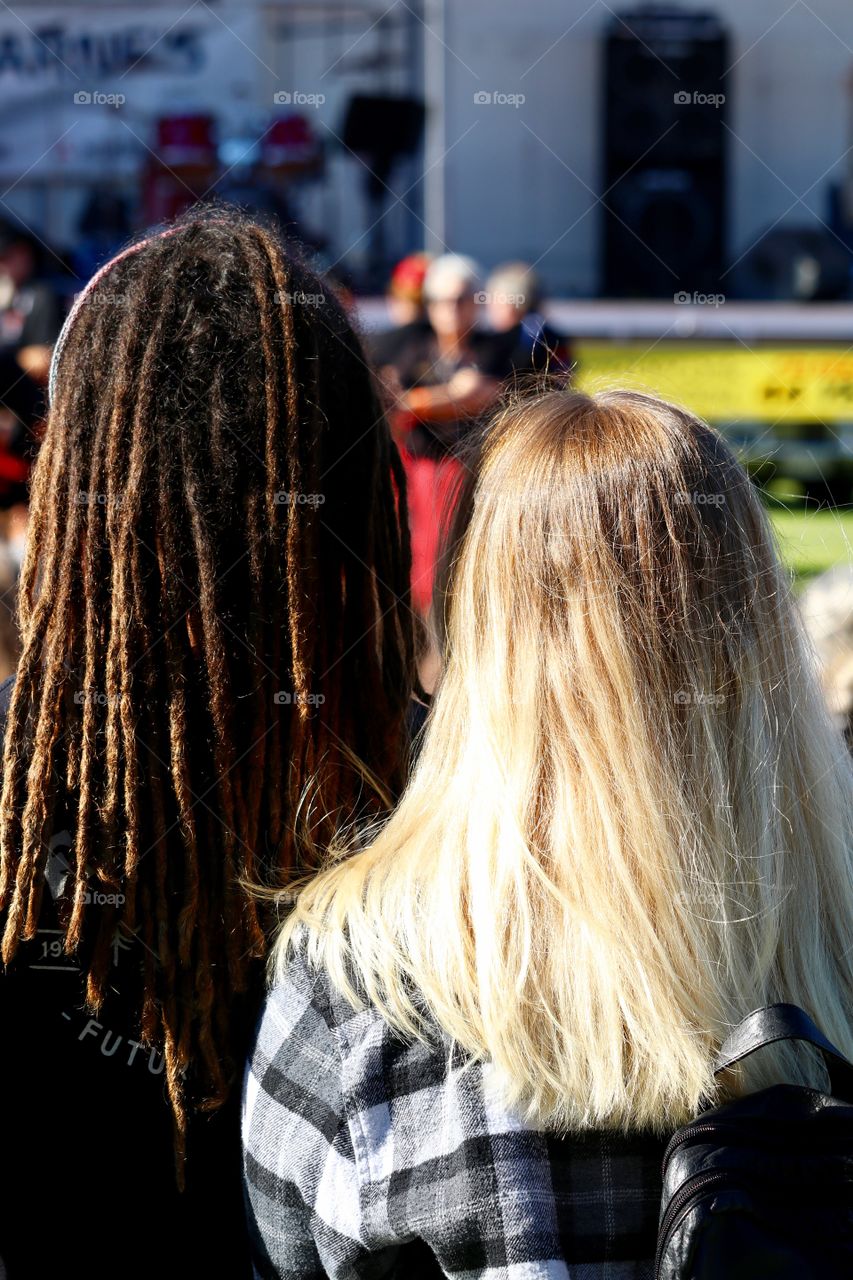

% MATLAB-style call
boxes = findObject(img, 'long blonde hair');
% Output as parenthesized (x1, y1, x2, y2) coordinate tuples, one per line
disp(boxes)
(274, 388, 853, 1134)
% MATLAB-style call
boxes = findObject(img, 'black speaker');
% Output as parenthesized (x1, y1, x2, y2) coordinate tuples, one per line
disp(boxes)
(601, 8, 729, 297)
(341, 95, 425, 179)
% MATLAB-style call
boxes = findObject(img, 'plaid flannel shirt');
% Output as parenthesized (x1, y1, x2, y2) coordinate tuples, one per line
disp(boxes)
(242, 937, 666, 1279)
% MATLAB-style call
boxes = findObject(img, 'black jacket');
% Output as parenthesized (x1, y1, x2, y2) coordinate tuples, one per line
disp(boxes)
(0, 675, 256, 1279)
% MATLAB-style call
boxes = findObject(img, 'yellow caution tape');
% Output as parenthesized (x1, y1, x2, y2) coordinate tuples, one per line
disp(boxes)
(574, 342, 853, 423)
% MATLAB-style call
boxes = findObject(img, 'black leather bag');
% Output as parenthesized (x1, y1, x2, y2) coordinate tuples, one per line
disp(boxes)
(656, 1003, 853, 1278)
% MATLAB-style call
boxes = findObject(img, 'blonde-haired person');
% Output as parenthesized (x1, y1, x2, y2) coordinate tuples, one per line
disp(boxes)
(242, 388, 853, 1277)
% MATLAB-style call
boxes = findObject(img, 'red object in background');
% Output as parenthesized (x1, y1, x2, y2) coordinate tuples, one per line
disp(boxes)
(142, 114, 219, 226)
(156, 114, 217, 167)
(399, 448, 463, 615)
(389, 252, 431, 303)
(0, 445, 32, 507)
(262, 114, 322, 177)
(0, 451, 30, 485)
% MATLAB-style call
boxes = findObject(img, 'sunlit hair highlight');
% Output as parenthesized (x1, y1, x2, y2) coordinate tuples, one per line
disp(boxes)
(275, 386, 853, 1134)
(0, 208, 415, 1177)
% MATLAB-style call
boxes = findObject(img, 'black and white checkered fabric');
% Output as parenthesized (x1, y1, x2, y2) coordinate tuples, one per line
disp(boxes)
(242, 935, 666, 1278)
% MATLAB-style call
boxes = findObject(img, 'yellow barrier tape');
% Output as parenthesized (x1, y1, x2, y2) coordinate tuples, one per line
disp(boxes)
(574, 342, 853, 422)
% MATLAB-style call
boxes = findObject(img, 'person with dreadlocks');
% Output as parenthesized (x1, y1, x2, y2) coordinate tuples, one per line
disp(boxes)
(0, 208, 416, 1279)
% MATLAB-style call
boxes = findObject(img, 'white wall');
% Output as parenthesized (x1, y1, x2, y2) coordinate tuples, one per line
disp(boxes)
(434, 0, 853, 293)
(3, 0, 851, 294)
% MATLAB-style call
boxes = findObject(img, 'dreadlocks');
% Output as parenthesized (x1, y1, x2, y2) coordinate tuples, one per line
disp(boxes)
(0, 208, 416, 1179)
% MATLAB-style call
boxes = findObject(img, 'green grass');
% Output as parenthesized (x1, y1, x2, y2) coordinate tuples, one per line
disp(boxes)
(768, 505, 853, 587)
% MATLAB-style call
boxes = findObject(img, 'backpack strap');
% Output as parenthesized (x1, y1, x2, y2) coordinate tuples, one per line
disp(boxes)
(714, 1002, 853, 1096)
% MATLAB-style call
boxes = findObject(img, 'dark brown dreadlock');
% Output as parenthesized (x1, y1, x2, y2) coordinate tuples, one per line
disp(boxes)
(0, 208, 416, 1178)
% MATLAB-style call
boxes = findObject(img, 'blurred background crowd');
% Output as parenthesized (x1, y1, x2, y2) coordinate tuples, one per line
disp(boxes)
(3, 0, 853, 724)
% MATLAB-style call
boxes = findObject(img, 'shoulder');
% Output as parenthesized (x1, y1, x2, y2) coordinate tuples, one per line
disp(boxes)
(368, 319, 427, 367)
(243, 933, 477, 1167)
(242, 939, 373, 1271)
(243, 933, 380, 1175)
(248, 929, 375, 1066)
(471, 326, 514, 364)
(245, 933, 400, 1115)
(244, 936, 346, 1127)
(243, 943, 668, 1269)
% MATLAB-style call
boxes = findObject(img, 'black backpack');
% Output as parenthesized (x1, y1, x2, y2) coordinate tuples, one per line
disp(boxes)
(656, 1003, 853, 1278)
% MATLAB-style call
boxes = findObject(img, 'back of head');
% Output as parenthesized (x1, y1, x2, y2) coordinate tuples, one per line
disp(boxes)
(423, 253, 483, 301)
(0, 208, 415, 1161)
(284, 386, 853, 1134)
(485, 260, 541, 327)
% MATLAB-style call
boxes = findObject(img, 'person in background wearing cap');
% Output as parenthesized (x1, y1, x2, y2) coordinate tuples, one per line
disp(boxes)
(368, 251, 433, 369)
(381, 254, 510, 623)
(394, 253, 509, 444)
(482, 260, 572, 376)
